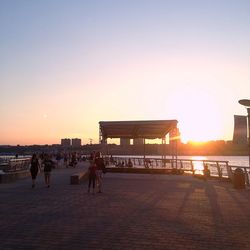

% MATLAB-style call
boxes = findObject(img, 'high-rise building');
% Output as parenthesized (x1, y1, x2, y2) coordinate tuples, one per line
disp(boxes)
(72, 138, 81, 147)
(233, 115, 247, 144)
(120, 138, 130, 146)
(61, 138, 71, 147)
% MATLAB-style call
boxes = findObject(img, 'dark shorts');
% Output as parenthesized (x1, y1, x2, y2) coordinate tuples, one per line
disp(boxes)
(44, 171, 51, 177)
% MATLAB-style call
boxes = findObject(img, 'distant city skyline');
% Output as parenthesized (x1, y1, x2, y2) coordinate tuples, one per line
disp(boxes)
(1, 0, 249, 145)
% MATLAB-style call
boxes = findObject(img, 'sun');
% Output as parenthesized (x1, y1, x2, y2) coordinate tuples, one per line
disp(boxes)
(180, 120, 220, 143)
(171, 89, 223, 143)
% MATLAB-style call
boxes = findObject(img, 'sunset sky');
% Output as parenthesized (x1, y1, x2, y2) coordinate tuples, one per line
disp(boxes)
(1, 0, 250, 145)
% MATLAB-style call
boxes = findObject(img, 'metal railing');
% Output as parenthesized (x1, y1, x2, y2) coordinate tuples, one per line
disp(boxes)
(0, 158, 31, 173)
(106, 156, 250, 185)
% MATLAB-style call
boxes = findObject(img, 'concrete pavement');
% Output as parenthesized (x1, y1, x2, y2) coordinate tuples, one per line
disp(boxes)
(1, 162, 250, 249)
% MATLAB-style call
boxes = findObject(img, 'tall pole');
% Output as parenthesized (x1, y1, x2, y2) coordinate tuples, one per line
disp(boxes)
(247, 108, 250, 169)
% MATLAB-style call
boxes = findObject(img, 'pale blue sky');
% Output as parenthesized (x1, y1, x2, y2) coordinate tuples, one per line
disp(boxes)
(1, 0, 250, 145)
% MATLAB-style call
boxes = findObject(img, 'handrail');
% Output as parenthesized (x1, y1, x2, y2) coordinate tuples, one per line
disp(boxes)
(107, 156, 250, 185)
(0, 158, 31, 172)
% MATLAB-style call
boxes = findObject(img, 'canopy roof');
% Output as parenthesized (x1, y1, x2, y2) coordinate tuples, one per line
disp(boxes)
(99, 120, 178, 139)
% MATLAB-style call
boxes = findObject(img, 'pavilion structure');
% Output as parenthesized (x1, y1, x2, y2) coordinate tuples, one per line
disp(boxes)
(99, 120, 179, 164)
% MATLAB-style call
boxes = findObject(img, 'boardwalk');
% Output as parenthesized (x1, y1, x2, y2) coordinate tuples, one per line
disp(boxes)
(1, 162, 250, 249)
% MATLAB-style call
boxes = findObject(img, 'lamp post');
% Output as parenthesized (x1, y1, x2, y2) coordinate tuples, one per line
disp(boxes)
(238, 99, 250, 169)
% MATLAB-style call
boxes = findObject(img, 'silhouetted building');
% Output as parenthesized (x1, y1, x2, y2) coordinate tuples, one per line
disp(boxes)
(72, 138, 81, 147)
(61, 138, 71, 147)
(233, 115, 247, 144)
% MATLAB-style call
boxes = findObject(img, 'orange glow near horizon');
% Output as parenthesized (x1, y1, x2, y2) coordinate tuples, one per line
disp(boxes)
(180, 121, 223, 142)
(167, 85, 225, 144)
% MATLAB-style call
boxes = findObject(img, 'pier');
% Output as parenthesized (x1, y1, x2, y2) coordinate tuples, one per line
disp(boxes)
(1, 161, 250, 249)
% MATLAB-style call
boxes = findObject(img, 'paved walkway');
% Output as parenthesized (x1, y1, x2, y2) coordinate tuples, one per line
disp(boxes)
(1, 162, 250, 250)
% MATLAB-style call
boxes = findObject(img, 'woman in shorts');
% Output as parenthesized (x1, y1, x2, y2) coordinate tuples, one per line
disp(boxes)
(30, 153, 40, 188)
(95, 152, 105, 193)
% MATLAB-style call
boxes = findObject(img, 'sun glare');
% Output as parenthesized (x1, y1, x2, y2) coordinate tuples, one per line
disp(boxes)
(190, 156, 208, 173)
(169, 86, 222, 143)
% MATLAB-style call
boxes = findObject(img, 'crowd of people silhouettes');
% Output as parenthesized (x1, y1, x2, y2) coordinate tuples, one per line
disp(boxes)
(29, 151, 107, 193)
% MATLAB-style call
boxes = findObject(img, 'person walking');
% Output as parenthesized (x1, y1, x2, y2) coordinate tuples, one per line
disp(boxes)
(43, 154, 54, 188)
(30, 153, 40, 188)
(88, 160, 97, 194)
(95, 152, 105, 193)
(63, 153, 68, 168)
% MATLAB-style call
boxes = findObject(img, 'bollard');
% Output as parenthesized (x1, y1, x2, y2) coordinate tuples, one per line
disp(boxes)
(233, 168, 246, 189)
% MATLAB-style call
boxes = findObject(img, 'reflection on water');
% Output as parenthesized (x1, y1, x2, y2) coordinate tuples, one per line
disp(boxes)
(190, 156, 208, 173)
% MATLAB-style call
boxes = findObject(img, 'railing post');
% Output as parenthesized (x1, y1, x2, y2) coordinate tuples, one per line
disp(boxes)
(191, 160, 195, 175)
(216, 162, 222, 179)
(243, 167, 250, 185)
(226, 162, 233, 181)
(180, 160, 183, 169)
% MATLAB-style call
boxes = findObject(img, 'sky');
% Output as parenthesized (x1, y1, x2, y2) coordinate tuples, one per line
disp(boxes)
(0, 0, 250, 145)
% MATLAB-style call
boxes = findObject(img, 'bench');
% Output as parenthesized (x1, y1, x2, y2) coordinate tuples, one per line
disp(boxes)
(70, 171, 88, 184)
